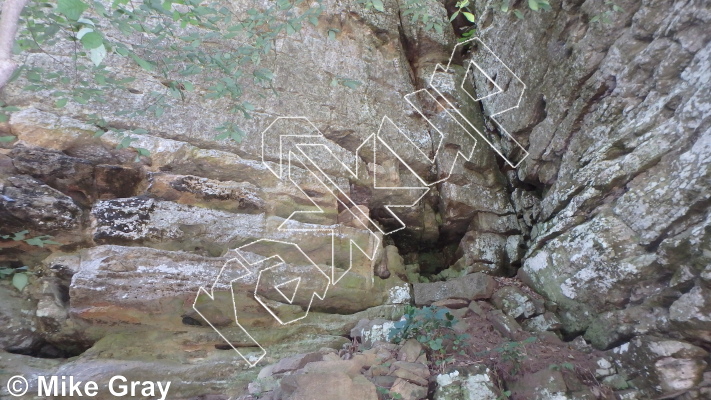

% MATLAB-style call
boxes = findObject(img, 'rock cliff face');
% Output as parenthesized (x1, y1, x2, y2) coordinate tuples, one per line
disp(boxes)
(469, 0, 710, 396)
(0, 0, 709, 399)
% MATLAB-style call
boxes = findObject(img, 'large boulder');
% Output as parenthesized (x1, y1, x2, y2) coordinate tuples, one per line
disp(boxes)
(413, 273, 496, 306)
(613, 336, 709, 396)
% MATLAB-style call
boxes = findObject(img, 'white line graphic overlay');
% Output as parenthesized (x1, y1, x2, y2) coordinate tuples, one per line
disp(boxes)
(193, 37, 528, 365)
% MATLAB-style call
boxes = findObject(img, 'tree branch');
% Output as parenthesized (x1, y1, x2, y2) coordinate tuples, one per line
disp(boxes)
(0, 0, 30, 90)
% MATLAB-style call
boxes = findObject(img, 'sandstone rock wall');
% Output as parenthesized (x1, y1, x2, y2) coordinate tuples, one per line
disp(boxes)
(0, 0, 709, 398)
(0, 0, 512, 397)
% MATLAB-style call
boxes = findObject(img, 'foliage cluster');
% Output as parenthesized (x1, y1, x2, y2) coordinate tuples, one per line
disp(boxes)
(375, 385, 403, 400)
(388, 305, 469, 368)
(1, 229, 59, 248)
(0, 265, 30, 291)
(0, 230, 56, 291)
(8, 0, 324, 148)
(499, 0, 551, 19)
(591, 1, 624, 24)
(475, 336, 537, 377)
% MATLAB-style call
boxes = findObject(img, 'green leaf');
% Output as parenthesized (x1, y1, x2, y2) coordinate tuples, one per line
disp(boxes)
(590, 15, 600, 23)
(341, 79, 362, 90)
(462, 12, 476, 22)
(55, 98, 68, 108)
(12, 272, 28, 292)
(57, 0, 88, 21)
(25, 236, 59, 247)
(118, 136, 137, 149)
(77, 17, 95, 26)
(136, 147, 150, 156)
(132, 128, 148, 135)
(12, 231, 28, 241)
(253, 68, 273, 81)
(90, 45, 107, 66)
(76, 27, 93, 39)
(230, 130, 244, 142)
(130, 54, 155, 71)
(500, 0, 510, 12)
(0, 136, 16, 142)
(528, 0, 539, 11)
(449, 10, 460, 22)
(80, 32, 103, 49)
(372, 0, 385, 12)
(514, 9, 524, 19)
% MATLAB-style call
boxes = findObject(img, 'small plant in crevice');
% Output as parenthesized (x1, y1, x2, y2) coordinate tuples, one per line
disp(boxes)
(376, 386, 403, 400)
(1, 230, 60, 248)
(549, 361, 575, 371)
(590, 1, 625, 24)
(475, 336, 537, 378)
(0, 266, 31, 292)
(494, 336, 536, 376)
(449, 0, 477, 41)
(357, 0, 386, 12)
(1, 230, 59, 292)
(450, 0, 476, 24)
(496, 390, 512, 400)
(88, 114, 153, 159)
(402, 0, 447, 34)
(499, 0, 552, 20)
(388, 305, 470, 371)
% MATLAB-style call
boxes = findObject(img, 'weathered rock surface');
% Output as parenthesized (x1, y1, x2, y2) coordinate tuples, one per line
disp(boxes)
(613, 336, 709, 395)
(413, 272, 496, 305)
(434, 366, 499, 400)
(0, 0, 708, 397)
(466, 0, 711, 396)
(1, 175, 82, 232)
(0, 282, 38, 353)
(491, 285, 543, 319)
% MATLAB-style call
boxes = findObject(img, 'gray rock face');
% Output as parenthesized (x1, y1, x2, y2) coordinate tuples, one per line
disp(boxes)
(0, 0, 708, 397)
(613, 336, 709, 395)
(491, 285, 543, 319)
(669, 285, 711, 343)
(91, 197, 266, 253)
(413, 273, 496, 305)
(1, 175, 82, 232)
(434, 365, 499, 400)
(0, 283, 38, 353)
(464, 1, 711, 396)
